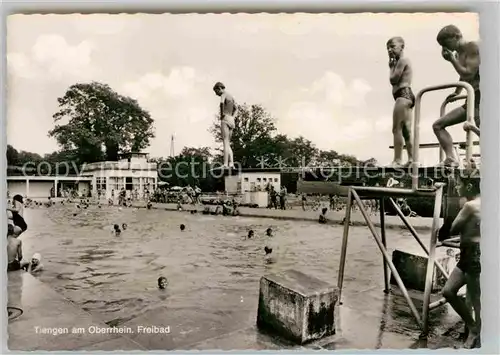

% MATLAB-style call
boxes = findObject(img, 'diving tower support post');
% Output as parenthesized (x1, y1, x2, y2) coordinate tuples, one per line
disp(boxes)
(336, 183, 448, 335)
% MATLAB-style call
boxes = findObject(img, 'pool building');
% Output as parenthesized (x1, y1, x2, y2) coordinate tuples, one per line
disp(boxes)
(6, 152, 158, 200)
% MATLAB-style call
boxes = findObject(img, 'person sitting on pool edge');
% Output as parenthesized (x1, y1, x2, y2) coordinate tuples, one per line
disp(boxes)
(319, 207, 328, 224)
(7, 224, 23, 272)
(441, 176, 481, 349)
(7, 194, 28, 237)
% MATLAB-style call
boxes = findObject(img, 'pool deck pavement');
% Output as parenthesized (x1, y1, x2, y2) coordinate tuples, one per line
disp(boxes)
(7, 270, 464, 351)
(135, 202, 435, 232)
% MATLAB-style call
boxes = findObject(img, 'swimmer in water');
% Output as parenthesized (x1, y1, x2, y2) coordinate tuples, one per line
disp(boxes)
(158, 276, 168, 289)
(247, 230, 254, 239)
(180, 224, 186, 231)
(21, 253, 44, 273)
(113, 224, 121, 236)
(122, 223, 127, 231)
(266, 228, 273, 237)
(441, 176, 481, 348)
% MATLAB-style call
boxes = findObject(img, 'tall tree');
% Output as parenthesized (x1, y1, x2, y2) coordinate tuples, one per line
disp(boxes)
(156, 147, 215, 191)
(6, 145, 19, 166)
(49, 82, 155, 164)
(285, 136, 319, 167)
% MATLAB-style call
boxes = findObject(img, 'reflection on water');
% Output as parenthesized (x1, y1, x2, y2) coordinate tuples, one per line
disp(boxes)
(20, 205, 457, 346)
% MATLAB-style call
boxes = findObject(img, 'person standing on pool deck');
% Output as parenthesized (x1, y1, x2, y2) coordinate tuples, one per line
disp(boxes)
(433, 25, 481, 168)
(387, 36, 415, 168)
(441, 177, 481, 348)
(213, 82, 237, 169)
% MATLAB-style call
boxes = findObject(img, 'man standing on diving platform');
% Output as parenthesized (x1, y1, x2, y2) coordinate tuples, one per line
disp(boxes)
(432, 25, 481, 168)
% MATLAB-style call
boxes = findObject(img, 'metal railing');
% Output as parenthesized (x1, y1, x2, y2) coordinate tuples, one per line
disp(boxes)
(438, 94, 469, 162)
(412, 81, 476, 189)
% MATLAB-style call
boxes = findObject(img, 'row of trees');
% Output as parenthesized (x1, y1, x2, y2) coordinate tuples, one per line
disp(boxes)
(7, 81, 377, 187)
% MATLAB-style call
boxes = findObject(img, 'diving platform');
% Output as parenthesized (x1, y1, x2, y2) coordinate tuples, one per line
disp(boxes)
(336, 81, 481, 341)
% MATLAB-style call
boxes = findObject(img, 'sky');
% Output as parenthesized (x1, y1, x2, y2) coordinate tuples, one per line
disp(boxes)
(6, 12, 480, 166)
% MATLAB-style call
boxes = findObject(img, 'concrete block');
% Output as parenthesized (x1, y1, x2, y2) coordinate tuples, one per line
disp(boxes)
(391, 249, 456, 293)
(257, 269, 339, 344)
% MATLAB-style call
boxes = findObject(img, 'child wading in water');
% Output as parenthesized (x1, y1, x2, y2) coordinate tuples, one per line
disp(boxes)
(387, 36, 414, 168)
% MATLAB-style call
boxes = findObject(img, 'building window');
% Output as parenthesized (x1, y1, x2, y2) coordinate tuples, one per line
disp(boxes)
(109, 177, 124, 191)
(96, 177, 107, 191)
(263, 178, 267, 182)
(244, 177, 249, 182)
(132, 177, 140, 191)
(274, 178, 278, 182)
(256, 178, 261, 183)
(143, 178, 156, 191)
(125, 177, 133, 190)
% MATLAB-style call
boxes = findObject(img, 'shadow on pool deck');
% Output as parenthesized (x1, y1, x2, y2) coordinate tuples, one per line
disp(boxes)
(135, 202, 435, 232)
(7, 270, 465, 351)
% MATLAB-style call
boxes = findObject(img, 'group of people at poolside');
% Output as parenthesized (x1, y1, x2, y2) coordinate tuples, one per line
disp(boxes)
(387, 25, 480, 168)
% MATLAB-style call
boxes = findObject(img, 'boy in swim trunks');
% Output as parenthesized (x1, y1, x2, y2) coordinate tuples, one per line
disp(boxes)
(387, 37, 414, 167)
(7, 194, 27, 237)
(213, 82, 237, 168)
(433, 25, 481, 167)
(441, 176, 481, 348)
(7, 224, 23, 271)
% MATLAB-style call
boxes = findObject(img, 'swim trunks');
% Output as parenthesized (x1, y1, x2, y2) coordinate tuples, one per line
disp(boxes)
(461, 90, 481, 127)
(393, 87, 415, 108)
(457, 242, 481, 275)
(7, 260, 21, 272)
(12, 212, 27, 232)
(222, 115, 235, 130)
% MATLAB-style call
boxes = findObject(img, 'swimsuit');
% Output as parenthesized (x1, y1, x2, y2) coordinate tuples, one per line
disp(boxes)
(457, 242, 481, 275)
(220, 92, 236, 129)
(222, 115, 235, 130)
(7, 260, 21, 272)
(12, 211, 27, 232)
(461, 90, 481, 127)
(393, 87, 415, 108)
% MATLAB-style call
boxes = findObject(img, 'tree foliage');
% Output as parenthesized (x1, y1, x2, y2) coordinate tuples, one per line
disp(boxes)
(153, 146, 218, 192)
(49, 82, 155, 164)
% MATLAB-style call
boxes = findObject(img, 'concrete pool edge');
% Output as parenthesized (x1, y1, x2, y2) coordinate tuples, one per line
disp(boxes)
(134, 202, 435, 232)
(7, 268, 465, 351)
(7, 271, 147, 351)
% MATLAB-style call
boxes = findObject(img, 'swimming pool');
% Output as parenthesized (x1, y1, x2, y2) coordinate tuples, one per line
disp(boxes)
(19, 205, 459, 348)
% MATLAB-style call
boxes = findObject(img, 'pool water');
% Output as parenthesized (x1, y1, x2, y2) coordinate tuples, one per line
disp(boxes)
(20, 205, 459, 347)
